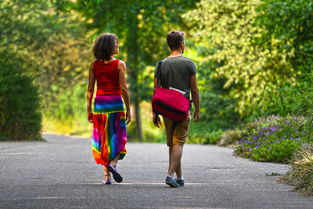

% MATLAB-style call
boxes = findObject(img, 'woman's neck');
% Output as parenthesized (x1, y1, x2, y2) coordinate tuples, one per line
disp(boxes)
(102, 57, 115, 63)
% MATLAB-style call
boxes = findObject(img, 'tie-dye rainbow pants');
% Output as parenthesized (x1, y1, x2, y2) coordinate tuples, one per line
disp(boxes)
(91, 95, 127, 166)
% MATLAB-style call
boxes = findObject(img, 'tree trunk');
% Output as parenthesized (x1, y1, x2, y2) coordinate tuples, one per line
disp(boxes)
(134, 97, 143, 140)
(125, 8, 144, 141)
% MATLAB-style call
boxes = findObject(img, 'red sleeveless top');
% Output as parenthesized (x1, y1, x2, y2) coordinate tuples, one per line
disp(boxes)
(93, 59, 121, 96)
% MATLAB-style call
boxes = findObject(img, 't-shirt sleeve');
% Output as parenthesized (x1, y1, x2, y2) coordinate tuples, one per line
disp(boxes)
(189, 61, 197, 75)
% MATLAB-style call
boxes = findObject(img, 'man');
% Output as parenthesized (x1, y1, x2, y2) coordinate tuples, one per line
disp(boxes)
(153, 30, 200, 188)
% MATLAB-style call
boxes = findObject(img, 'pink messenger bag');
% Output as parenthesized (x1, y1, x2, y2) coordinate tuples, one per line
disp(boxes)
(152, 61, 191, 121)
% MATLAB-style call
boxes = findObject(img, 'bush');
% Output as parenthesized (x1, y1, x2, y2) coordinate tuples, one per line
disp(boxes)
(0, 50, 42, 140)
(43, 82, 91, 137)
(280, 145, 313, 196)
(235, 115, 309, 163)
(189, 121, 223, 144)
(250, 139, 302, 163)
(217, 129, 241, 146)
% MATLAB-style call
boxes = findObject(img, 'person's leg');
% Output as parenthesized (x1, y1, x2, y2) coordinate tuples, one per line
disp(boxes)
(169, 113, 191, 179)
(163, 116, 174, 176)
(168, 144, 183, 178)
(107, 111, 126, 183)
(110, 154, 120, 167)
(166, 143, 183, 187)
(167, 142, 183, 177)
(107, 154, 123, 183)
(168, 145, 173, 176)
(175, 154, 182, 179)
(103, 165, 111, 182)
(163, 117, 182, 187)
(175, 160, 184, 186)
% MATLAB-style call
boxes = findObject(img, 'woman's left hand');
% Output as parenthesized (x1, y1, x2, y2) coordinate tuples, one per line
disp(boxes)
(88, 112, 93, 123)
(126, 110, 132, 125)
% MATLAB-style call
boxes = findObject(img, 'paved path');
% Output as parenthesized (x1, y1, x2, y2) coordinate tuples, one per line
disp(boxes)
(0, 134, 312, 209)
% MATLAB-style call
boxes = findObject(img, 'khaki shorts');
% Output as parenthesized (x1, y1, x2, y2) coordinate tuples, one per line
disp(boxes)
(162, 112, 191, 147)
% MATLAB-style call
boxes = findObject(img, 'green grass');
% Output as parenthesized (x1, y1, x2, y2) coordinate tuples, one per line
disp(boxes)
(43, 115, 91, 137)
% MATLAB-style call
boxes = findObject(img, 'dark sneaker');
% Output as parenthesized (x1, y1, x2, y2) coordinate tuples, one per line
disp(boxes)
(108, 164, 123, 183)
(176, 179, 184, 187)
(165, 176, 180, 188)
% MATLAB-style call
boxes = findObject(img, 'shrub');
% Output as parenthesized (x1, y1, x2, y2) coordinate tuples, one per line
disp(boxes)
(235, 115, 308, 163)
(189, 121, 223, 144)
(280, 145, 313, 196)
(217, 129, 241, 146)
(250, 139, 302, 163)
(203, 130, 223, 144)
(43, 82, 91, 137)
(0, 50, 42, 140)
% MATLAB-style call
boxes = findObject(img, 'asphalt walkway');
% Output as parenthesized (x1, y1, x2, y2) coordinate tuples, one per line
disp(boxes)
(0, 134, 312, 209)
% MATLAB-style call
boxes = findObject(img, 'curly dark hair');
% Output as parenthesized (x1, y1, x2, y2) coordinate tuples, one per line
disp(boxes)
(167, 30, 184, 51)
(93, 33, 118, 60)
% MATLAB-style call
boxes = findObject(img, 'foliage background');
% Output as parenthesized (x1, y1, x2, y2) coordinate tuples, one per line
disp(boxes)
(1, 0, 313, 145)
(1, 0, 312, 196)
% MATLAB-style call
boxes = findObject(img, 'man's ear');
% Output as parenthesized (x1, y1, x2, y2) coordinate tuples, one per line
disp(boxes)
(181, 41, 185, 49)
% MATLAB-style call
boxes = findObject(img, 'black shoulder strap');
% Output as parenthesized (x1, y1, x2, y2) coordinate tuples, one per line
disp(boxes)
(156, 61, 162, 88)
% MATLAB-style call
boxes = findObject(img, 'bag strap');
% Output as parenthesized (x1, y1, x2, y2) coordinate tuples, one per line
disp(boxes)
(154, 60, 193, 106)
(156, 61, 162, 88)
(153, 61, 163, 116)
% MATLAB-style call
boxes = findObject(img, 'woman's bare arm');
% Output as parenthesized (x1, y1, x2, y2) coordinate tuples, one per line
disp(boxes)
(87, 63, 95, 123)
(118, 61, 132, 124)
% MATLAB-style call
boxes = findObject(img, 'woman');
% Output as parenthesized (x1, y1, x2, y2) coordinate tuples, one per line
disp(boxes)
(87, 33, 131, 185)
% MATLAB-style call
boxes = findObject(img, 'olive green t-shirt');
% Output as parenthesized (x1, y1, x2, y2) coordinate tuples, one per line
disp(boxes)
(154, 56, 197, 99)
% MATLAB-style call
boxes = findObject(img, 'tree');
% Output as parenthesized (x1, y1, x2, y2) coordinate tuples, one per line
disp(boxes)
(0, 50, 42, 140)
(54, 0, 199, 140)
(183, 0, 304, 115)
(0, 0, 93, 138)
(0, 0, 91, 95)
(253, 0, 313, 117)
(0, 0, 49, 140)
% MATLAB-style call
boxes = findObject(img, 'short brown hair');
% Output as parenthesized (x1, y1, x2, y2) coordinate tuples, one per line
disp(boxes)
(167, 30, 184, 51)
(93, 33, 117, 60)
